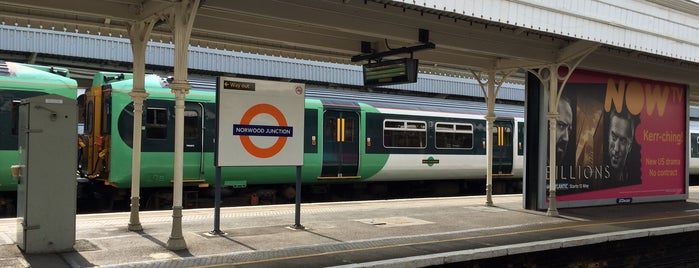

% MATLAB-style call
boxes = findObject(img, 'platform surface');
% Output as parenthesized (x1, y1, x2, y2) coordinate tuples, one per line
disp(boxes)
(1, 187, 699, 267)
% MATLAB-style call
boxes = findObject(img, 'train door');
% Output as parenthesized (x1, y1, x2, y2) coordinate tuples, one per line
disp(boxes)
(492, 118, 514, 175)
(82, 85, 109, 179)
(183, 102, 205, 180)
(320, 109, 360, 179)
(517, 121, 525, 156)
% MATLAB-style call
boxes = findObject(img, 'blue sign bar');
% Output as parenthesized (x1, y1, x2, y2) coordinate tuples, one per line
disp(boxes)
(233, 124, 293, 137)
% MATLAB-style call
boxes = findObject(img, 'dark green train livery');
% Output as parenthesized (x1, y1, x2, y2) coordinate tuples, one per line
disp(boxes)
(79, 72, 524, 206)
(0, 61, 78, 197)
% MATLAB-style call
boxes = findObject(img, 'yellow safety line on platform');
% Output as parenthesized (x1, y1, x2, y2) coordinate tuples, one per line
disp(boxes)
(200, 213, 699, 267)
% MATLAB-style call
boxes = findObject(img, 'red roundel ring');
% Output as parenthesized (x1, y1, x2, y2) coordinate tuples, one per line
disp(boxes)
(239, 103, 288, 158)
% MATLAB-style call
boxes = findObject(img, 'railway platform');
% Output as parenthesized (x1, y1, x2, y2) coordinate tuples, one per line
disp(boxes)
(1, 187, 699, 267)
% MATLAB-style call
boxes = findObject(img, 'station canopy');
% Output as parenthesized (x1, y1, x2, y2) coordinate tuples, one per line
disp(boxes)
(0, 0, 698, 102)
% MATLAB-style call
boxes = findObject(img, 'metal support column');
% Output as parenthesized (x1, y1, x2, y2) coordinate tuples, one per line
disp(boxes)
(166, 0, 199, 251)
(526, 41, 599, 214)
(485, 112, 496, 206)
(471, 69, 514, 206)
(485, 73, 496, 207)
(168, 83, 189, 250)
(546, 70, 560, 216)
(126, 18, 156, 232)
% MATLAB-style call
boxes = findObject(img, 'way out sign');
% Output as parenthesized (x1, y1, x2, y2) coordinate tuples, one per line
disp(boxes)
(216, 77, 305, 167)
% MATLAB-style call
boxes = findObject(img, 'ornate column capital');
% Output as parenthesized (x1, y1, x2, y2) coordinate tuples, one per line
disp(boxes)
(169, 80, 192, 95)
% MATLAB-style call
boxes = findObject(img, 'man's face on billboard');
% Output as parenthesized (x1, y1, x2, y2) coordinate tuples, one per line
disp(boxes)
(556, 98, 573, 161)
(608, 114, 633, 171)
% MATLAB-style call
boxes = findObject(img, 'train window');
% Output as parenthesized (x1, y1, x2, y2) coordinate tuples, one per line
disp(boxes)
(435, 122, 473, 149)
(325, 118, 337, 140)
(146, 108, 168, 139)
(324, 117, 356, 142)
(86, 101, 94, 135)
(385, 121, 404, 129)
(100, 95, 111, 135)
(383, 120, 426, 148)
(11, 101, 20, 135)
(184, 110, 198, 139)
(493, 126, 512, 146)
(344, 118, 356, 142)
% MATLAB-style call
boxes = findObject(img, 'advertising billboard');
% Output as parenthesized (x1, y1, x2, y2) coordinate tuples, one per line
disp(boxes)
(543, 69, 688, 207)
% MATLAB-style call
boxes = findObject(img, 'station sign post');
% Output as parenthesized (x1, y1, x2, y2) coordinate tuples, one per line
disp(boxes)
(214, 77, 305, 232)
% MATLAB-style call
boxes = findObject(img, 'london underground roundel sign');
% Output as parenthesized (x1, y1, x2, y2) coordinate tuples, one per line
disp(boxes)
(216, 77, 304, 166)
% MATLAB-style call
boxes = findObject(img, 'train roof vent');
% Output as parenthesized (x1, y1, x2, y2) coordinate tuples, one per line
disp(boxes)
(0, 60, 9, 76)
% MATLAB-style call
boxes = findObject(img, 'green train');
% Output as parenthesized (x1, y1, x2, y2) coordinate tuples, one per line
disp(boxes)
(0, 60, 78, 212)
(79, 72, 525, 209)
(4, 63, 699, 213)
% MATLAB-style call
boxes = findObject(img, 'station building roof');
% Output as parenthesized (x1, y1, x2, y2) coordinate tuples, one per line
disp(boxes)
(0, 24, 524, 102)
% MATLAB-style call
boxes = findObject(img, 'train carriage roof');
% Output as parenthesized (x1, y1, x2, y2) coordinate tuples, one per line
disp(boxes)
(98, 72, 524, 118)
(690, 106, 699, 120)
(691, 119, 699, 132)
(0, 61, 77, 95)
(105, 74, 215, 102)
(305, 86, 524, 118)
